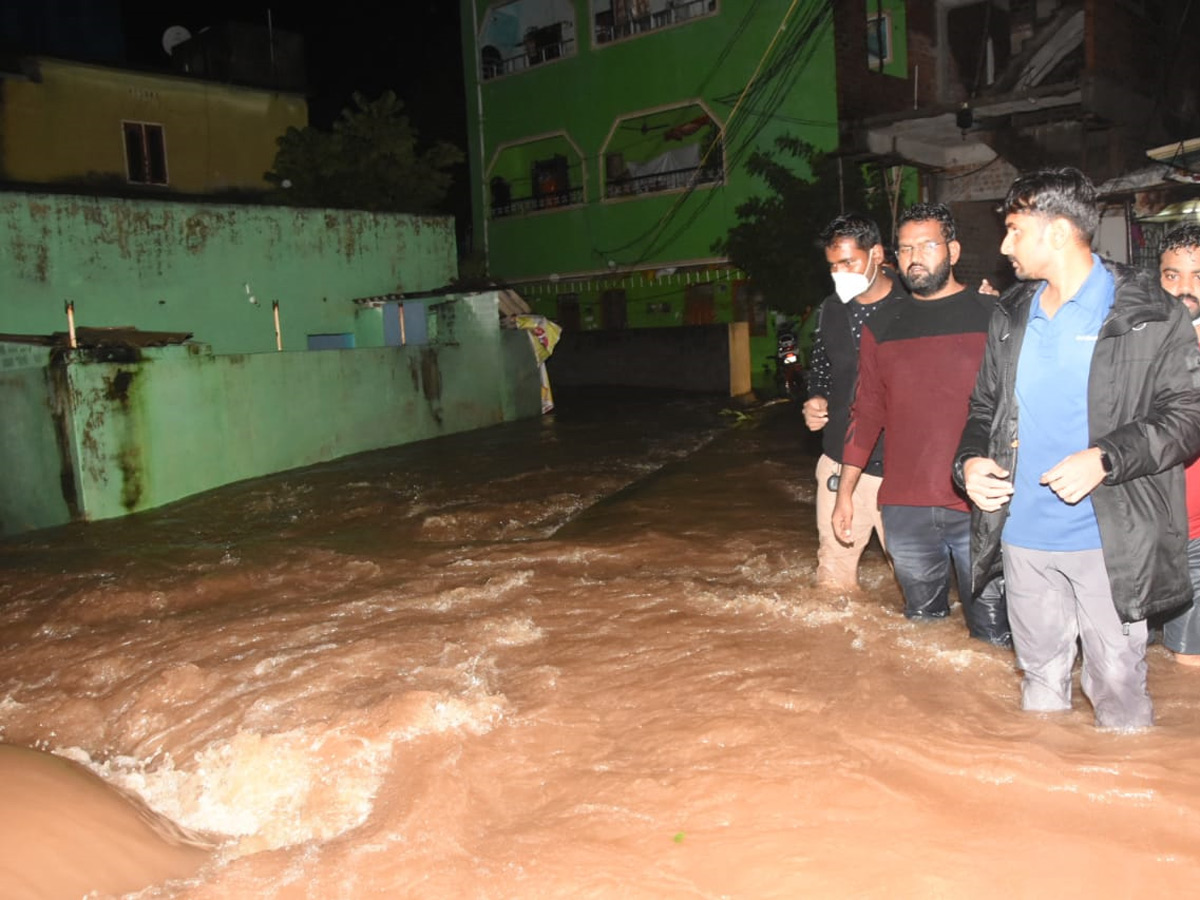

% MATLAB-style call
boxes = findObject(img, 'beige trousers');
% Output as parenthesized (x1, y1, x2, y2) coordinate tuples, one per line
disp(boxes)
(814, 453, 884, 590)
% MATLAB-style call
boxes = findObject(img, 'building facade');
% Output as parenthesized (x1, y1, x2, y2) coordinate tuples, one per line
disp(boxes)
(0, 55, 307, 195)
(460, 0, 849, 385)
(835, 0, 1200, 287)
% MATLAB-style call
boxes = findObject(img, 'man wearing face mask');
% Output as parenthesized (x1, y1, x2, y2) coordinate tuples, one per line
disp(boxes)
(829, 203, 1010, 644)
(1158, 223, 1200, 667)
(803, 214, 907, 591)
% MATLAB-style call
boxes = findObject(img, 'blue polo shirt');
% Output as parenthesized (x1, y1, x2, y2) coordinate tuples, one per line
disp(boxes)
(1004, 256, 1114, 551)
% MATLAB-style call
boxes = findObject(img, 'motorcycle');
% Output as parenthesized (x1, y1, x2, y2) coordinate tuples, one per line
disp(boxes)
(773, 329, 804, 398)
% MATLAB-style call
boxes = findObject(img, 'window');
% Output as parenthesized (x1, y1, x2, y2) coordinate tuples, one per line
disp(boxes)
(593, 0, 717, 45)
(479, 0, 576, 80)
(867, 12, 892, 68)
(122, 122, 168, 185)
(488, 135, 585, 218)
(306, 333, 355, 350)
(603, 105, 723, 199)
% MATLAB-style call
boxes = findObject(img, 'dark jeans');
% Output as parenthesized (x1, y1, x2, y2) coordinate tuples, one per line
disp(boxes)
(881, 504, 1010, 645)
(1163, 537, 1200, 654)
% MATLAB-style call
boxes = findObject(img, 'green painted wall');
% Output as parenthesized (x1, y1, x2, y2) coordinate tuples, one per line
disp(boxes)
(0, 343, 73, 534)
(518, 265, 745, 328)
(0, 294, 545, 536)
(0, 191, 457, 354)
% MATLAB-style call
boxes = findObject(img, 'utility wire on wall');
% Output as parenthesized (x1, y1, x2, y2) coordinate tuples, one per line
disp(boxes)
(610, 0, 837, 267)
(591, 0, 785, 261)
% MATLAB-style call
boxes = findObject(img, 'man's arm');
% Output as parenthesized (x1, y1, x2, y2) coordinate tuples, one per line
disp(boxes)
(841, 324, 886, 470)
(804, 308, 832, 431)
(806, 312, 831, 399)
(832, 463, 864, 543)
(963, 458, 1015, 511)
(830, 326, 887, 539)
(1091, 305, 1200, 482)
(954, 304, 1011, 509)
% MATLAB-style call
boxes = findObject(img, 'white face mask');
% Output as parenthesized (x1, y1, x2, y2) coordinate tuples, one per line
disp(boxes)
(831, 257, 878, 303)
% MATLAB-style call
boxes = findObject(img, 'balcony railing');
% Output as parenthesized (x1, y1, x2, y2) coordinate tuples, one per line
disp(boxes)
(481, 21, 576, 80)
(594, 0, 714, 45)
(491, 186, 585, 218)
(606, 164, 722, 198)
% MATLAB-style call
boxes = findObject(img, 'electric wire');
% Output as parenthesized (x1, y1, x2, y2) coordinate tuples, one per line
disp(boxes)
(595, 0, 834, 265)
(624, 1, 835, 265)
(589, 0, 796, 260)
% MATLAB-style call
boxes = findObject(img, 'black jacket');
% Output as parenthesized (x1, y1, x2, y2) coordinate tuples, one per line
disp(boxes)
(953, 260, 1200, 623)
(808, 280, 906, 475)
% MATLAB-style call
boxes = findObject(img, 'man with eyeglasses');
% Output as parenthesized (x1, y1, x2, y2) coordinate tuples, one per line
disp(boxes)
(831, 202, 1010, 645)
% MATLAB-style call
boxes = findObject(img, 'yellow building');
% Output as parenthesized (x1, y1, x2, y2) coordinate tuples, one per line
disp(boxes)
(0, 56, 307, 194)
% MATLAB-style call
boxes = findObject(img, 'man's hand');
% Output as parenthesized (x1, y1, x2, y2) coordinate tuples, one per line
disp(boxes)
(979, 278, 999, 297)
(831, 493, 855, 545)
(963, 457, 1014, 512)
(803, 396, 829, 431)
(1040, 448, 1106, 505)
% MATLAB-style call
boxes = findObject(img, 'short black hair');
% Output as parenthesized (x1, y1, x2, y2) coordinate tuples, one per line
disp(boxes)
(1002, 166, 1099, 242)
(1162, 223, 1200, 254)
(896, 202, 957, 243)
(819, 213, 881, 251)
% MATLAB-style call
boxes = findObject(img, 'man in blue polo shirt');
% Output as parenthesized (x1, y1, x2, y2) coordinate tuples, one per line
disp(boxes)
(954, 167, 1200, 730)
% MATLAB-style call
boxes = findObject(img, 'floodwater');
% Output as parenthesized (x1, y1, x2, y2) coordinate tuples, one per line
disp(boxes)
(3, 389, 1200, 900)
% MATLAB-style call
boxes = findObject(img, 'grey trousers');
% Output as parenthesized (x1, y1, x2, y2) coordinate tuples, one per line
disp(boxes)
(1001, 543, 1152, 730)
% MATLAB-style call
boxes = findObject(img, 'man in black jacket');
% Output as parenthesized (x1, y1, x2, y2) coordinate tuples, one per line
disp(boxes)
(803, 214, 907, 591)
(954, 168, 1200, 730)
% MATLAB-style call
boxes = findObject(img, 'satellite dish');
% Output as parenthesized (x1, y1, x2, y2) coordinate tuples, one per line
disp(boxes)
(161, 25, 192, 56)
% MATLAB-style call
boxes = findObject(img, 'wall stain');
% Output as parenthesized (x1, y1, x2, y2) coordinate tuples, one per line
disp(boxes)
(102, 366, 144, 511)
(34, 233, 49, 281)
(184, 215, 210, 253)
(117, 441, 144, 511)
(183, 211, 229, 254)
(44, 354, 81, 520)
(105, 369, 134, 405)
(419, 347, 443, 426)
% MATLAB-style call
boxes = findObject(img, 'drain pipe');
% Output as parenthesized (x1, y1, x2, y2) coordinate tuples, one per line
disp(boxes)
(272, 300, 282, 351)
(65, 300, 77, 349)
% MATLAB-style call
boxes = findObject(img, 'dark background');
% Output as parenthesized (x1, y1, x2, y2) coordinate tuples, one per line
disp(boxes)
(121, 2, 467, 136)
(1, 1, 471, 226)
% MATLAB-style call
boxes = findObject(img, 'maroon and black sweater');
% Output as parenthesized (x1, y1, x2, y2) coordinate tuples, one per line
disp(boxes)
(842, 289, 994, 511)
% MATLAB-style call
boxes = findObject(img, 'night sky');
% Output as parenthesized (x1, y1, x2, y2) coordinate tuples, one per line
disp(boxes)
(120, 1, 467, 139)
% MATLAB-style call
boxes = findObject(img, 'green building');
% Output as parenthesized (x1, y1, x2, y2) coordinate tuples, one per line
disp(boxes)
(459, 1, 845, 388)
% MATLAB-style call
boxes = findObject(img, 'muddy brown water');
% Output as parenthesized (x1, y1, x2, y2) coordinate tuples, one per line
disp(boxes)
(2, 390, 1199, 899)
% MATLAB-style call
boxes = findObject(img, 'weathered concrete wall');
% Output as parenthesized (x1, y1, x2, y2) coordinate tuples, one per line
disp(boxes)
(0, 343, 74, 534)
(0, 191, 456, 354)
(0, 295, 545, 535)
(546, 323, 751, 396)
